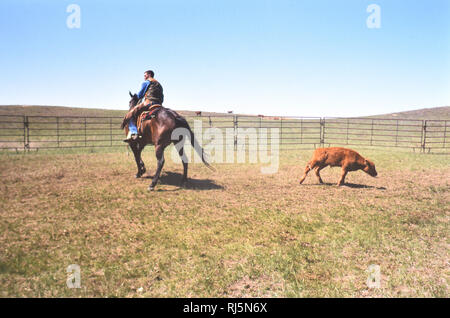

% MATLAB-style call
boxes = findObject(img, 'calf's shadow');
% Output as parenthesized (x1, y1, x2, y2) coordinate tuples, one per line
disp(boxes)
(306, 182, 386, 190)
(342, 182, 386, 190)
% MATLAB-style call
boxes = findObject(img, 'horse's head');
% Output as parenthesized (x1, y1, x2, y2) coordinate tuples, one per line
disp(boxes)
(129, 91, 139, 109)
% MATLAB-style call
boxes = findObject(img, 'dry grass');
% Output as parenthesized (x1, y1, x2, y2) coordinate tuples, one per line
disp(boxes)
(0, 147, 449, 297)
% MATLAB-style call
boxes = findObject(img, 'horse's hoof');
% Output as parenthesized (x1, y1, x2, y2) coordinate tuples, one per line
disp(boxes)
(148, 186, 155, 191)
(136, 170, 146, 178)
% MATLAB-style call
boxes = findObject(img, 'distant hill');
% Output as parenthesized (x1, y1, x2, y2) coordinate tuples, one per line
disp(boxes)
(0, 105, 449, 120)
(0, 105, 235, 118)
(367, 106, 450, 120)
(0, 105, 127, 117)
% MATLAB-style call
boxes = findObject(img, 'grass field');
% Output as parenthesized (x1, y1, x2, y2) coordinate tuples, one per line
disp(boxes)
(0, 146, 448, 297)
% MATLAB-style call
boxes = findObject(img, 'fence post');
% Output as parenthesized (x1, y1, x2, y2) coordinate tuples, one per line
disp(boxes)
(84, 117, 87, 147)
(320, 118, 325, 147)
(280, 118, 283, 147)
(346, 118, 349, 145)
(370, 119, 374, 146)
(233, 115, 238, 151)
(23, 116, 26, 151)
(300, 118, 303, 145)
(421, 120, 427, 153)
(110, 118, 113, 146)
(56, 117, 60, 148)
(395, 119, 399, 147)
(24, 116, 30, 151)
(443, 120, 447, 150)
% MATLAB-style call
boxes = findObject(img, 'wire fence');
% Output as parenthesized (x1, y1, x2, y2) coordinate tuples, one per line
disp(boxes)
(0, 114, 449, 153)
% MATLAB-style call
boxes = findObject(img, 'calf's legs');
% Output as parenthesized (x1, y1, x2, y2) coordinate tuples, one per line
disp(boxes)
(300, 160, 351, 186)
(299, 165, 311, 184)
(337, 167, 348, 186)
(299, 161, 326, 184)
(315, 166, 325, 184)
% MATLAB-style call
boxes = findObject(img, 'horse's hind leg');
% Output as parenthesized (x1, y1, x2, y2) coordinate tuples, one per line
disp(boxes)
(174, 139, 188, 186)
(149, 144, 166, 191)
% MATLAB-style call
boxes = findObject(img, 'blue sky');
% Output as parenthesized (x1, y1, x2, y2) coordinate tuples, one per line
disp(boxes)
(0, 0, 449, 117)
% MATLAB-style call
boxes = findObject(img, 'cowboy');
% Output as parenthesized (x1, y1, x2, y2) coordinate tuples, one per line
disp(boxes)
(124, 70, 164, 142)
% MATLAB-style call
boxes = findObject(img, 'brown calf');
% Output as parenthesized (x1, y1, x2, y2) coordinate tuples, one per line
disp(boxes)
(299, 147, 377, 186)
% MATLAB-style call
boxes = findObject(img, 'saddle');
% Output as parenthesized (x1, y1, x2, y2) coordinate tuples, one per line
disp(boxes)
(137, 104, 162, 135)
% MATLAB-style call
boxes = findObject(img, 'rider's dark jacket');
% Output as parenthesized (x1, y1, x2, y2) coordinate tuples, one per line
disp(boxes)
(138, 79, 164, 105)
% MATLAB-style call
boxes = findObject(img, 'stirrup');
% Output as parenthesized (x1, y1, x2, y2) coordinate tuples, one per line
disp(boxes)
(123, 133, 138, 143)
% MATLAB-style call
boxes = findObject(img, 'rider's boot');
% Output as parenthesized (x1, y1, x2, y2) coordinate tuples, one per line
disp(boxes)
(123, 131, 138, 143)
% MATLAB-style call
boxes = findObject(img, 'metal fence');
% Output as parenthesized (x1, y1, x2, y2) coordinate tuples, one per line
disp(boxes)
(0, 114, 449, 153)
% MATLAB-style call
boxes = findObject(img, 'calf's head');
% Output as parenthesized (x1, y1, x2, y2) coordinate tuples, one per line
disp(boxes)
(363, 159, 377, 177)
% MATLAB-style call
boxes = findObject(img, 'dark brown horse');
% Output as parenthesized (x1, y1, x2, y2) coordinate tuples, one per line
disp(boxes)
(122, 92, 213, 191)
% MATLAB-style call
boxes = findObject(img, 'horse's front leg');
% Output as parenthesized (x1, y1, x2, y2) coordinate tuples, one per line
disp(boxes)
(148, 144, 165, 191)
(130, 142, 146, 178)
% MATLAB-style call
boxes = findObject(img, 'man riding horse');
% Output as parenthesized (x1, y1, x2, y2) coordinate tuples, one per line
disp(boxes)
(120, 69, 213, 191)
(123, 70, 164, 142)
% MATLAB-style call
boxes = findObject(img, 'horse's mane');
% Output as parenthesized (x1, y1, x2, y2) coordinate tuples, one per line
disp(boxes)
(130, 96, 141, 110)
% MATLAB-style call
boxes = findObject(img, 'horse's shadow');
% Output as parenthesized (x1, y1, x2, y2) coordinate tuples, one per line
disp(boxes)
(143, 171, 223, 190)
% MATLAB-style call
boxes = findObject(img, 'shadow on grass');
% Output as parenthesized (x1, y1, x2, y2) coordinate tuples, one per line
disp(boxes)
(143, 171, 223, 190)
(342, 182, 386, 190)
(301, 182, 386, 190)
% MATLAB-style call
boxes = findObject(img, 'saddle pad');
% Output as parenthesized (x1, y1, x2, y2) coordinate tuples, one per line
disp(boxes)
(137, 105, 162, 135)
(142, 105, 162, 121)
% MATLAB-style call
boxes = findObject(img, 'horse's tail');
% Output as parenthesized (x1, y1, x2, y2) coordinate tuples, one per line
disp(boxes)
(188, 127, 215, 171)
(173, 114, 215, 171)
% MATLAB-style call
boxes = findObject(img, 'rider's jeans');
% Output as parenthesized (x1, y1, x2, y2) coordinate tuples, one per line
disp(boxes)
(128, 118, 138, 134)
